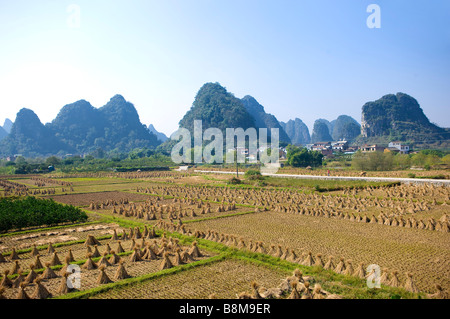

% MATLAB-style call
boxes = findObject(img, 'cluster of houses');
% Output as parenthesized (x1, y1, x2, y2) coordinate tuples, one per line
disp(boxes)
(306, 140, 410, 157)
(227, 140, 411, 162)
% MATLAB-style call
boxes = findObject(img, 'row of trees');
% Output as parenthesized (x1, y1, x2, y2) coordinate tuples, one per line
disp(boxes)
(0, 148, 175, 174)
(0, 197, 88, 232)
(351, 150, 450, 171)
(286, 145, 324, 168)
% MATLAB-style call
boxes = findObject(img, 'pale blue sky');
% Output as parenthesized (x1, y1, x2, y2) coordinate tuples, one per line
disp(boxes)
(0, 0, 449, 135)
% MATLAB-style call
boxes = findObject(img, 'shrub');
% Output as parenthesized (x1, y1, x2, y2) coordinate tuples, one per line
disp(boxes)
(228, 177, 242, 185)
(254, 180, 267, 187)
(245, 170, 263, 180)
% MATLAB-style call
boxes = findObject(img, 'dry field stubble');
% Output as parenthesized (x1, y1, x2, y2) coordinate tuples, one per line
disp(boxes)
(45, 191, 153, 207)
(0, 225, 213, 299)
(90, 259, 290, 299)
(185, 210, 450, 293)
(277, 167, 450, 179)
(92, 197, 254, 225)
(2, 173, 449, 299)
(0, 224, 124, 272)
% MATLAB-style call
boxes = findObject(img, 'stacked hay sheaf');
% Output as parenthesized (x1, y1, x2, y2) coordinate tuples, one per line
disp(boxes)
(0, 222, 208, 299)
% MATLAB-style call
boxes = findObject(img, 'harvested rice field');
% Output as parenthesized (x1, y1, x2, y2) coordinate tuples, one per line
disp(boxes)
(90, 259, 290, 299)
(0, 171, 449, 300)
(183, 211, 450, 293)
(45, 191, 154, 207)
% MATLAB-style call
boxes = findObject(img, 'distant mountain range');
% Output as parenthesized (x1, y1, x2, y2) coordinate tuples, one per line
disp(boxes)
(0, 84, 448, 157)
(0, 95, 160, 157)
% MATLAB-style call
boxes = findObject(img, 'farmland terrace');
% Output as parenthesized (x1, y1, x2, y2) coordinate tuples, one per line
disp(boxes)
(0, 171, 448, 299)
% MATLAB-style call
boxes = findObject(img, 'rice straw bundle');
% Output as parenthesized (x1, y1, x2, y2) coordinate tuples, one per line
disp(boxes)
(404, 272, 419, 293)
(188, 241, 202, 258)
(1, 270, 13, 288)
(159, 252, 173, 270)
(114, 261, 131, 280)
(16, 283, 30, 299)
(97, 265, 113, 284)
(31, 278, 52, 299)
(82, 253, 98, 270)
(40, 262, 58, 280)
(50, 252, 62, 266)
(287, 281, 300, 299)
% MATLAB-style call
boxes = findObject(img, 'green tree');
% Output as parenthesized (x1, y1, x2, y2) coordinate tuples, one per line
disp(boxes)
(441, 154, 450, 165)
(393, 153, 411, 169)
(45, 156, 61, 167)
(287, 146, 323, 168)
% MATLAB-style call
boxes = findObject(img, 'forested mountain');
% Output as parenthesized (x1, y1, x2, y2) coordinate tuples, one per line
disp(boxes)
(178, 82, 255, 134)
(240, 95, 291, 143)
(46, 99, 107, 153)
(331, 115, 361, 141)
(0, 108, 73, 157)
(360, 92, 449, 148)
(97, 95, 159, 151)
(280, 118, 311, 145)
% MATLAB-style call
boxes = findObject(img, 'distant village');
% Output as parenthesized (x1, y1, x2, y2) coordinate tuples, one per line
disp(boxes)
(306, 140, 410, 157)
(5, 141, 411, 163)
(227, 140, 411, 162)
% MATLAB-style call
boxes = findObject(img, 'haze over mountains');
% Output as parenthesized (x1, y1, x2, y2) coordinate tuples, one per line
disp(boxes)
(0, 82, 448, 157)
